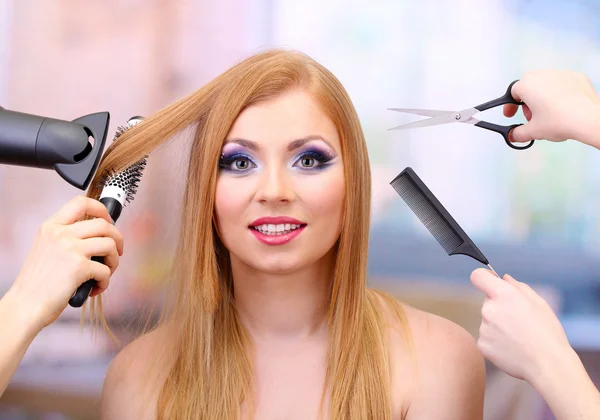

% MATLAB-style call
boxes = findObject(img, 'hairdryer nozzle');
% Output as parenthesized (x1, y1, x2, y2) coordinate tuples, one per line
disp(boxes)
(55, 112, 110, 190)
(0, 109, 110, 190)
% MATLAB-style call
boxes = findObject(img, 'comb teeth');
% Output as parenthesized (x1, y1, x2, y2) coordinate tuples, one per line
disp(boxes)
(98, 121, 148, 206)
(391, 173, 463, 253)
(390, 167, 489, 266)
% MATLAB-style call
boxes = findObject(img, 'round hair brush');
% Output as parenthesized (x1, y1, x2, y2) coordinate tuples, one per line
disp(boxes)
(68, 116, 148, 308)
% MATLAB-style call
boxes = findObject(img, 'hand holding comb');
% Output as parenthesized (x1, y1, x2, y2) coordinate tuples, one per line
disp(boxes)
(390, 167, 499, 277)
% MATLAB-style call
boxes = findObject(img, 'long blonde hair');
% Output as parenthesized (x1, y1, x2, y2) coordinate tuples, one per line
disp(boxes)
(87, 48, 411, 419)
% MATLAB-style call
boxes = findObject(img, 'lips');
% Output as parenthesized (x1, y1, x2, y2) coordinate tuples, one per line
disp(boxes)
(249, 216, 305, 227)
(248, 216, 307, 245)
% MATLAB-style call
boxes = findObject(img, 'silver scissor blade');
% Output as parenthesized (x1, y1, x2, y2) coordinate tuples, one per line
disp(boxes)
(388, 112, 459, 130)
(387, 108, 456, 117)
(388, 107, 481, 131)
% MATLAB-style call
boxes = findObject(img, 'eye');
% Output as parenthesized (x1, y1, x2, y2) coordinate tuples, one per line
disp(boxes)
(234, 158, 251, 170)
(293, 149, 334, 170)
(299, 157, 316, 168)
(219, 153, 257, 173)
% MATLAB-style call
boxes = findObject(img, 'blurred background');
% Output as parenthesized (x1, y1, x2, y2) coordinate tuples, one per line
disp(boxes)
(1, 0, 599, 419)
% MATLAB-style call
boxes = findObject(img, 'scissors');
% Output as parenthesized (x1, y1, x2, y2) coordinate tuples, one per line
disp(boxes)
(388, 80, 534, 150)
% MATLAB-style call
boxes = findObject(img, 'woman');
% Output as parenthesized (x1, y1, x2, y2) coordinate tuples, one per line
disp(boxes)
(91, 49, 485, 419)
(4, 54, 599, 419)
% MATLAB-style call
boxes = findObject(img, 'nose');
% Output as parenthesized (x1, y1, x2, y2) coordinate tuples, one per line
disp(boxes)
(256, 165, 294, 204)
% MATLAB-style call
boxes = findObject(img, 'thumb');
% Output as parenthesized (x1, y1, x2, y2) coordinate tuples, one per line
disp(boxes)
(510, 122, 538, 143)
(470, 268, 507, 298)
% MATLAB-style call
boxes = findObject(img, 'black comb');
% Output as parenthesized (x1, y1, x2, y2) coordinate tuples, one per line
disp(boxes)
(390, 167, 498, 275)
(68, 117, 148, 307)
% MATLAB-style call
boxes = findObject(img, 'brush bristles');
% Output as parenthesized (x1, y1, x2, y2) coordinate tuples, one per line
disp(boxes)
(97, 123, 148, 205)
(391, 174, 463, 254)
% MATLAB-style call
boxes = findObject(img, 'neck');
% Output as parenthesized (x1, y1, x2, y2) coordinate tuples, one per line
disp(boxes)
(231, 252, 335, 341)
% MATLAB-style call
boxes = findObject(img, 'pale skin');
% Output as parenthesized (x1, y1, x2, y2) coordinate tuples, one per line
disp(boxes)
(100, 89, 485, 420)
(473, 69, 600, 419)
(0, 196, 123, 396)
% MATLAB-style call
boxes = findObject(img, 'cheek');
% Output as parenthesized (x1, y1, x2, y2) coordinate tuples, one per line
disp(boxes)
(300, 169, 345, 225)
(214, 177, 252, 233)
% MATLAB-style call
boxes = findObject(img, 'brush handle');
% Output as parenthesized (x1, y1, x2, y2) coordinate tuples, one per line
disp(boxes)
(68, 196, 123, 308)
(68, 260, 101, 307)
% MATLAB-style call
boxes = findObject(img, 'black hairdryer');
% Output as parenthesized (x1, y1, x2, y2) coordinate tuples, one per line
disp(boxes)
(0, 107, 110, 190)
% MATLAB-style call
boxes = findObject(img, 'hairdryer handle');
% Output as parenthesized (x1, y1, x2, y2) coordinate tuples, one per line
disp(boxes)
(68, 256, 102, 307)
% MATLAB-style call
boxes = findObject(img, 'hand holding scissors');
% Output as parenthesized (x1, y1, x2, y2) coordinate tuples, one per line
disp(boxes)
(389, 80, 534, 150)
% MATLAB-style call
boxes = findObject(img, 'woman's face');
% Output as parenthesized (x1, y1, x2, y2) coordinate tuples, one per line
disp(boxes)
(214, 90, 345, 274)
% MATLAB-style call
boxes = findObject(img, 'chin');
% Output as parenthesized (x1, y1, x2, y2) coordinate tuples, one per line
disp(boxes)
(247, 256, 307, 275)
(225, 232, 339, 275)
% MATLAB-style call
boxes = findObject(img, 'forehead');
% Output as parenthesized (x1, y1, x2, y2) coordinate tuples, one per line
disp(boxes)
(226, 90, 340, 149)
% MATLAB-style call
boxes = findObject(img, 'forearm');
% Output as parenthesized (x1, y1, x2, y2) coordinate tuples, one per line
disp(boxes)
(0, 289, 41, 396)
(532, 348, 600, 420)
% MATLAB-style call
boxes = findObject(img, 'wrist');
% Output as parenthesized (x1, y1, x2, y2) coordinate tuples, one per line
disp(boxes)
(579, 104, 600, 150)
(532, 345, 588, 399)
(2, 286, 45, 338)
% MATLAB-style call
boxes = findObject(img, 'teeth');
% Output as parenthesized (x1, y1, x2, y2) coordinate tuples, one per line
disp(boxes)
(252, 223, 302, 235)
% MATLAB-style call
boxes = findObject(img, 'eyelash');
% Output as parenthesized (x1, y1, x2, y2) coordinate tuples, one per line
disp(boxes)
(218, 150, 333, 173)
(218, 153, 257, 173)
(293, 150, 333, 171)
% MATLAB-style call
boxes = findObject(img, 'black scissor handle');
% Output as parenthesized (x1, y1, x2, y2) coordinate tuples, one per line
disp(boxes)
(474, 121, 535, 150)
(475, 80, 523, 112)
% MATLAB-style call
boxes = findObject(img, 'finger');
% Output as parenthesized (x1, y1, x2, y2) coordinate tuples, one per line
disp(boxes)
(470, 268, 511, 298)
(78, 237, 120, 275)
(476, 337, 493, 360)
(523, 103, 532, 121)
(86, 260, 111, 295)
(504, 274, 539, 300)
(68, 218, 124, 256)
(49, 195, 113, 226)
(502, 273, 519, 286)
(502, 273, 531, 297)
(510, 79, 524, 102)
(478, 319, 490, 341)
(503, 104, 519, 117)
(576, 71, 594, 89)
(480, 297, 494, 323)
(509, 122, 539, 143)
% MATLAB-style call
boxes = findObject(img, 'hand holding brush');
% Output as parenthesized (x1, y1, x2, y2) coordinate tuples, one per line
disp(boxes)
(69, 117, 147, 307)
(7, 116, 148, 326)
(0, 117, 147, 398)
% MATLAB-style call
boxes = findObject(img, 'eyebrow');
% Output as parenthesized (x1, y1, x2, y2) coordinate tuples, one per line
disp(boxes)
(224, 135, 334, 152)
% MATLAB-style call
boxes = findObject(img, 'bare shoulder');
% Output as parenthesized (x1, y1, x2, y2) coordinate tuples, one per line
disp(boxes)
(100, 324, 175, 420)
(372, 291, 485, 420)
(402, 303, 482, 364)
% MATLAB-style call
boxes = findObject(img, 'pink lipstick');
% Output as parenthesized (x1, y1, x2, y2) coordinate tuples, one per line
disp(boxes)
(249, 216, 306, 246)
